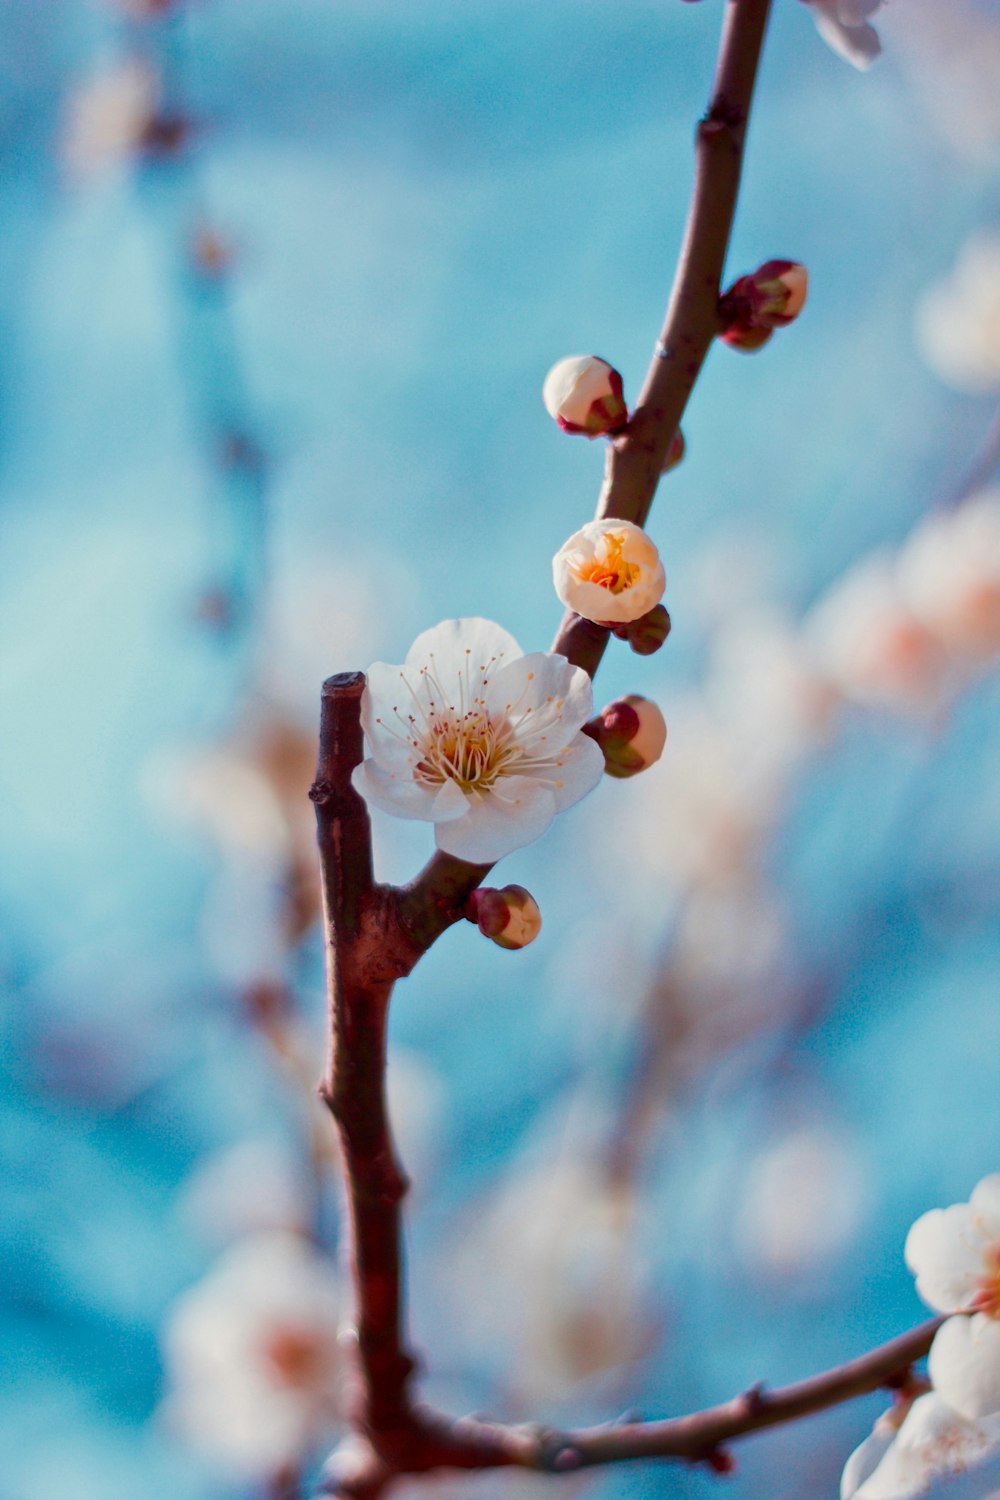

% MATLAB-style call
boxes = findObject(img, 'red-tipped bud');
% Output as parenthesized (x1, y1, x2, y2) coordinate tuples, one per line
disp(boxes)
(542, 355, 628, 437)
(584, 694, 667, 778)
(720, 259, 808, 348)
(465, 885, 542, 950)
(662, 428, 686, 473)
(748, 259, 808, 326)
(612, 602, 672, 655)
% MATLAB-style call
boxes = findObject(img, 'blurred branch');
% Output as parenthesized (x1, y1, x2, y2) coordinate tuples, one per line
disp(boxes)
(317, 1317, 942, 1494)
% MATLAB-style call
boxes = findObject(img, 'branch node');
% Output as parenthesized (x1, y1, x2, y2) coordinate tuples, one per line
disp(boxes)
(738, 1381, 768, 1418)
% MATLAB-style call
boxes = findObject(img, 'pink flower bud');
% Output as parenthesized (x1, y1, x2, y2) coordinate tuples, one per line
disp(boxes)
(719, 260, 808, 348)
(662, 428, 686, 473)
(465, 885, 542, 950)
(585, 695, 667, 778)
(542, 356, 628, 438)
(749, 259, 809, 327)
(614, 602, 672, 655)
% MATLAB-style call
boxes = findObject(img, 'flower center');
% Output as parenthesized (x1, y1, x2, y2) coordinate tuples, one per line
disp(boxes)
(261, 1324, 331, 1389)
(574, 530, 639, 595)
(414, 706, 520, 792)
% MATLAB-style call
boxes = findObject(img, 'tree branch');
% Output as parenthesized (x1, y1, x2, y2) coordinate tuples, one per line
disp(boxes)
(395, 0, 774, 943)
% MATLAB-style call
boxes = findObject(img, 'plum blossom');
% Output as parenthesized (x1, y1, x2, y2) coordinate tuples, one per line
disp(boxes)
(915, 233, 1000, 393)
(897, 492, 1000, 661)
(353, 618, 604, 863)
(905, 1174, 1000, 1420)
(61, 58, 160, 179)
(159, 1232, 344, 1480)
(802, 0, 883, 70)
(553, 518, 666, 625)
(804, 555, 946, 712)
(842, 1392, 1000, 1500)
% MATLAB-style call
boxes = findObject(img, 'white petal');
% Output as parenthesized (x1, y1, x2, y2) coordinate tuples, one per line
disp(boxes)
(435, 778, 556, 863)
(929, 1315, 1000, 1421)
(905, 1205, 988, 1313)
(351, 760, 437, 821)
(490, 651, 593, 735)
(971, 1175, 1000, 1239)
(430, 778, 469, 822)
(813, 12, 881, 69)
(549, 734, 605, 811)
(857, 1393, 1000, 1500)
(842, 1421, 897, 1500)
(404, 617, 521, 674)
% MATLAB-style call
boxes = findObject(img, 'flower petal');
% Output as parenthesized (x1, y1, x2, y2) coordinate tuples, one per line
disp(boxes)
(549, 734, 605, 811)
(491, 651, 594, 736)
(929, 1314, 1000, 1421)
(813, 10, 881, 69)
(971, 1174, 1000, 1239)
(842, 1420, 897, 1500)
(905, 1205, 989, 1313)
(431, 778, 469, 822)
(435, 778, 556, 863)
(404, 616, 521, 674)
(352, 759, 438, 821)
(856, 1393, 1000, 1500)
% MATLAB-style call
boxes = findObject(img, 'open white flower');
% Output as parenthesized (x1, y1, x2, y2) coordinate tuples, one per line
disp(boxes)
(842, 1393, 1000, 1500)
(803, 0, 882, 70)
(159, 1232, 344, 1480)
(353, 618, 604, 863)
(553, 518, 665, 625)
(905, 1174, 1000, 1420)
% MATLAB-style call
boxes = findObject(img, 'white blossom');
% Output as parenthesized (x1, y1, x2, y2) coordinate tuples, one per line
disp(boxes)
(916, 233, 1000, 393)
(159, 1232, 344, 1480)
(803, 0, 883, 70)
(353, 618, 604, 863)
(897, 492, 1000, 661)
(553, 518, 666, 625)
(906, 1175, 1000, 1420)
(843, 1393, 1000, 1500)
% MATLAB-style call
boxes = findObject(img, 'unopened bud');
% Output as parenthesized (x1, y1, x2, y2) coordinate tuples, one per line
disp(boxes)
(662, 428, 686, 473)
(719, 259, 808, 348)
(584, 695, 667, 778)
(543, 355, 628, 437)
(750, 259, 808, 326)
(612, 602, 672, 655)
(465, 885, 542, 950)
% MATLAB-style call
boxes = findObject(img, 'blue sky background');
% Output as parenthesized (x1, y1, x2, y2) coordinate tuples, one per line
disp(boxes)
(3, 3, 1000, 1498)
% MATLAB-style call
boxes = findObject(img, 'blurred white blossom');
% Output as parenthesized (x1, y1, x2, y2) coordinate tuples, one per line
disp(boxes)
(898, 492, 1000, 662)
(61, 58, 159, 179)
(906, 1174, 1000, 1420)
(737, 1126, 866, 1276)
(916, 233, 1000, 393)
(805, 556, 946, 713)
(160, 1232, 344, 1480)
(180, 1140, 312, 1247)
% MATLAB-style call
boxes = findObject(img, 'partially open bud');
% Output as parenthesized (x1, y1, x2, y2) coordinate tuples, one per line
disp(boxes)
(613, 602, 672, 655)
(584, 695, 667, 778)
(720, 259, 808, 348)
(662, 428, 686, 473)
(553, 518, 665, 624)
(542, 356, 628, 437)
(465, 885, 542, 950)
(749, 260, 808, 327)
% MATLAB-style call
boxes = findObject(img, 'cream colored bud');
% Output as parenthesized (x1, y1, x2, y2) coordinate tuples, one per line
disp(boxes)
(553, 518, 665, 624)
(466, 885, 542, 950)
(542, 356, 628, 437)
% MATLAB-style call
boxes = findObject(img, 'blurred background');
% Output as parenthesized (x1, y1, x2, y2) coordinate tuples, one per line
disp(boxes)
(3, 1, 1000, 1497)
